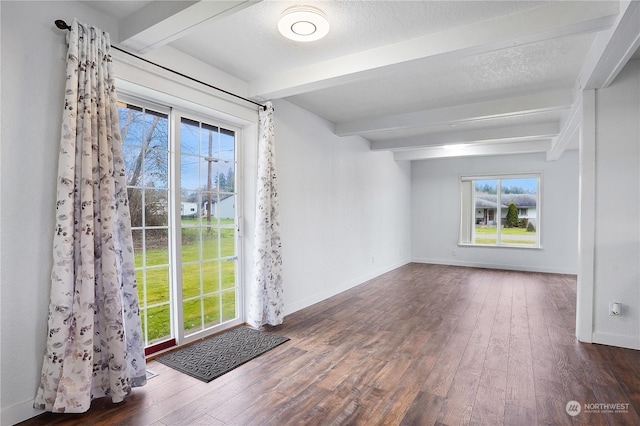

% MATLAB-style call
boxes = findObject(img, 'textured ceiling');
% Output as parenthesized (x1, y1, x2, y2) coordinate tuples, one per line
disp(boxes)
(81, 0, 638, 160)
(170, 1, 549, 82)
(80, 0, 151, 20)
(287, 34, 596, 124)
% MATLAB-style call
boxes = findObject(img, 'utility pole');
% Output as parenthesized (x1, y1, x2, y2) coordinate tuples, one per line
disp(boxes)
(206, 129, 214, 233)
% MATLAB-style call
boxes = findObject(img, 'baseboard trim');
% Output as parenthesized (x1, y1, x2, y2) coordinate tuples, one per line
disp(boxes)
(284, 259, 411, 316)
(592, 332, 640, 350)
(411, 257, 577, 275)
(1, 398, 44, 426)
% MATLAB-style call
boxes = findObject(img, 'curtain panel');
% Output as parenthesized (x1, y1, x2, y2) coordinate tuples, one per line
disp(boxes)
(247, 102, 285, 328)
(34, 19, 146, 413)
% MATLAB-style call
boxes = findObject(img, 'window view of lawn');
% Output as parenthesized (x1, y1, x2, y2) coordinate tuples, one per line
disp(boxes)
(474, 225, 537, 245)
(135, 219, 237, 343)
(181, 218, 237, 336)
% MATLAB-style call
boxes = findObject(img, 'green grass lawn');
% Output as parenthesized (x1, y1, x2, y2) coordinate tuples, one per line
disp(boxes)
(474, 225, 536, 245)
(474, 226, 535, 235)
(135, 222, 237, 345)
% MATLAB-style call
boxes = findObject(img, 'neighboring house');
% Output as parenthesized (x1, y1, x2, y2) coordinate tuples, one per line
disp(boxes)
(180, 202, 199, 218)
(203, 194, 235, 220)
(182, 195, 235, 220)
(475, 193, 537, 226)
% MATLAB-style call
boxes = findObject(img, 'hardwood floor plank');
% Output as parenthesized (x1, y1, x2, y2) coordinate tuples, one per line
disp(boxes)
(479, 368, 507, 393)
(505, 371, 536, 411)
(532, 355, 562, 384)
(503, 403, 538, 425)
(588, 382, 640, 426)
(523, 275, 557, 365)
(227, 386, 332, 426)
(553, 343, 597, 402)
(316, 385, 386, 425)
(484, 276, 512, 373)
(358, 368, 422, 425)
(534, 378, 570, 426)
(421, 329, 472, 397)
(400, 391, 445, 426)
(371, 355, 413, 392)
(186, 414, 224, 425)
(436, 343, 487, 425)
(603, 345, 640, 416)
(469, 386, 506, 425)
(315, 349, 375, 391)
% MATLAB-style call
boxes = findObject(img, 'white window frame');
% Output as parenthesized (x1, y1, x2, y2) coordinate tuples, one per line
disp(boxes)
(118, 88, 246, 351)
(459, 173, 542, 249)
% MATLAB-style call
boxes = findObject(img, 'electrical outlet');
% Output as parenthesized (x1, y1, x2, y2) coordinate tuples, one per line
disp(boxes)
(609, 301, 621, 316)
(452, 249, 457, 256)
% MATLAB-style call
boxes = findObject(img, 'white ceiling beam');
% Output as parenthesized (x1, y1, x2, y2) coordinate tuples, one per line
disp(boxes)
(578, 0, 640, 90)
(550, 1, 638, 161)
(336, 90, 572, 137)
(394, 140, 550, 161)
(119, 1, 260, 53)
(371, 123, 559, 151)
(547, 94, 582, 161)
(249, 1, 618, 100)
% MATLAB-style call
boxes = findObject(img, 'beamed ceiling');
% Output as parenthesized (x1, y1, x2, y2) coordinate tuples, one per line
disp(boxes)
(82, 0, 640, 161)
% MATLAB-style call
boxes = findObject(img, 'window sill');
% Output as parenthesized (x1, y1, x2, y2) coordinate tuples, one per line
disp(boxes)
(458, 242, 542, 250)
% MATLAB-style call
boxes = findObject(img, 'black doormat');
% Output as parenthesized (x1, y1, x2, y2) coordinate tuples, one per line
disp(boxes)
(155, 326, 289, 382)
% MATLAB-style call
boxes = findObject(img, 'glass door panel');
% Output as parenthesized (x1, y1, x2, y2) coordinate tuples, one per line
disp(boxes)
(119, 100, 173, 349)
(179, 116, 239, 339)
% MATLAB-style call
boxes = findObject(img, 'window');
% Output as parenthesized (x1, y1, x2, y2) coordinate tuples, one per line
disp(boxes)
(460, 175, 540, 248)
(119, 96, 242, 353)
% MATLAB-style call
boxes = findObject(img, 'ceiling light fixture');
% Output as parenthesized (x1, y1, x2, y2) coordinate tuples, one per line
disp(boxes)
(278, 6, 329, 42)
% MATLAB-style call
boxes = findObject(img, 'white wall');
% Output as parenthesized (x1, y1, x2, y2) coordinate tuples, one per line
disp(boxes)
(273, 99, 412, 314)
(411, 152, 579, 274)
(591, 58, 640, 349)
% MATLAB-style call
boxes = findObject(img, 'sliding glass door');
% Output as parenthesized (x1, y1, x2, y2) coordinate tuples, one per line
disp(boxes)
(119, 98, 242, 353)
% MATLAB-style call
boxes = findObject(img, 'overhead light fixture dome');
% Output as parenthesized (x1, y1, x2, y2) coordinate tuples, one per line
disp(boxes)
(278, 5, 329, 42)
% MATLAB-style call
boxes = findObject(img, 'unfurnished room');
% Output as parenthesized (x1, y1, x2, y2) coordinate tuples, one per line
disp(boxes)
(1, 1, 639, 425)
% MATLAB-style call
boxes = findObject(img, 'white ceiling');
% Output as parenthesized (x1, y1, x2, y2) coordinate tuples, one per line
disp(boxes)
(82, 0, 640, 161)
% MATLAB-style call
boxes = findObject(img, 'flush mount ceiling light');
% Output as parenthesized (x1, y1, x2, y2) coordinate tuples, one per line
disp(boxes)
(278, 6, 329, 42)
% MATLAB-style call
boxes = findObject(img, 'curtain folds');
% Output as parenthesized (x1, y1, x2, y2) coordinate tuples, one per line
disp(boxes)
(247, 102, 285, 328)
(34, 19, 146, 413)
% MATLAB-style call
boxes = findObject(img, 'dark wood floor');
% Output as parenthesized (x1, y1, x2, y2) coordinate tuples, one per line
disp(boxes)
(20, 263, 640, 425)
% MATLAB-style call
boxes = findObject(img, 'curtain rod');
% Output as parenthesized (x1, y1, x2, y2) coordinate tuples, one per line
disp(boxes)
(55, 19, 268, 111)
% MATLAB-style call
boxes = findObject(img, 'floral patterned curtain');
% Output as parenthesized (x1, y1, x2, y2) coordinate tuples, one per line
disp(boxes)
(247, 102, 285, 327)
(34, 19, 146, 413)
